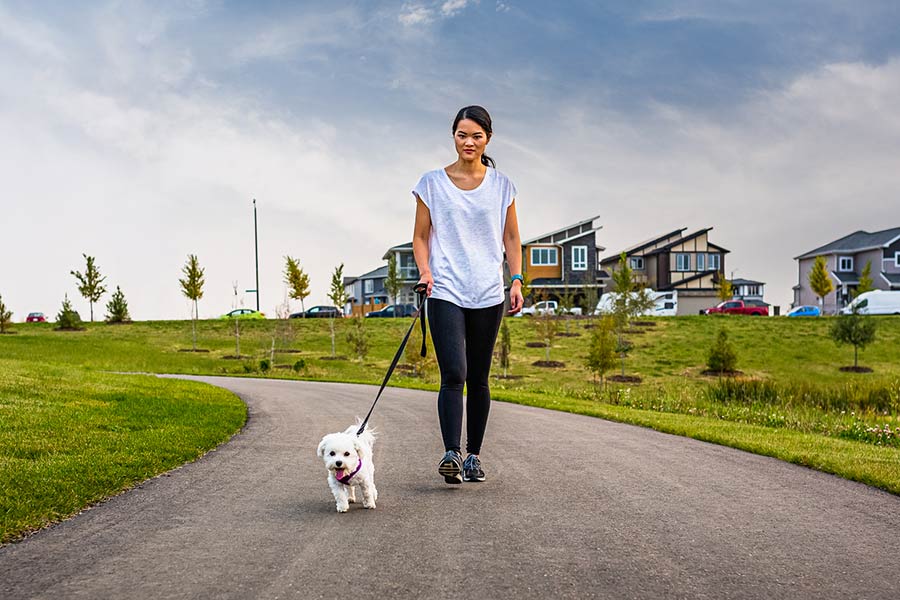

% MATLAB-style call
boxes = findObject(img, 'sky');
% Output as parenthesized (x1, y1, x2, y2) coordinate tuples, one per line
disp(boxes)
(2, 0, 900, 321)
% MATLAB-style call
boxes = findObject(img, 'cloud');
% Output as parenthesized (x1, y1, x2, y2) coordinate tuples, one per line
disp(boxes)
(441, 0, 472, 17)
(399, 3, 433, 26)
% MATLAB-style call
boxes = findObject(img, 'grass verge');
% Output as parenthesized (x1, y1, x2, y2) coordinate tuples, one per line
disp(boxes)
(0, 359, 246, 544)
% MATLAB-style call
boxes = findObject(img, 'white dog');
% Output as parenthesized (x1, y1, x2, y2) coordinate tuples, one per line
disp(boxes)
(316, 423, 377, 513)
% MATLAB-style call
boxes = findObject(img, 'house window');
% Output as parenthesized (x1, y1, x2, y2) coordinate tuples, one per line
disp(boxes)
(572, 246, 587, 271)
(531, 247, 558, 266)
(629, 257, 644, 270)
(364, 279, 373, 294)
(676, 253, 691, 271)
(895, 252, 899, 267)
(838, 256, 854, 272)
(696, 253, 706, 272)
(708, 253, 720, 271)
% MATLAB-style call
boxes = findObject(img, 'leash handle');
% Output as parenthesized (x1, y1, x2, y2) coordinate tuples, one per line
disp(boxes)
(356, 285, 428, 436)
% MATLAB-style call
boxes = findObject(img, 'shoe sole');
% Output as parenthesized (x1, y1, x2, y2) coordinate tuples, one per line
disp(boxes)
(438, 460, 463, 484)
(463, 474, 485, 482)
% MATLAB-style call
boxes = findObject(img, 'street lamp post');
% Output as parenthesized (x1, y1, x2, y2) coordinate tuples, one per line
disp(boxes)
(245, 199, 261, 312)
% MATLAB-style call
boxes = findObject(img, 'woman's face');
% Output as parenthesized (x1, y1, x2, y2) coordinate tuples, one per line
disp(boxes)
(453, 118, 490, 163)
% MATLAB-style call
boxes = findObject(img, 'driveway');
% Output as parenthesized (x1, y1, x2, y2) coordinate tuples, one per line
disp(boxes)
(2, 376, 899, 599)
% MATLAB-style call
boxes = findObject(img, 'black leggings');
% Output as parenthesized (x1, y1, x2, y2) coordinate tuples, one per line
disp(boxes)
(427, 298, 505, 455)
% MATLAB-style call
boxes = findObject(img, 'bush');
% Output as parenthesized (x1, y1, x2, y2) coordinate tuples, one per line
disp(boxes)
(55, 294, 83, 331)
(259, 359, 271, 373)
(707, 329, 737, 373)
(105, 286, 131, 324)
(293, 359, 306, 372)
(345, 314, 369, 362)
(0, 293, 12, 333)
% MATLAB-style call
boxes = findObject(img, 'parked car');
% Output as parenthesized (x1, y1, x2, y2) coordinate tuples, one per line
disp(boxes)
(365, 304, 418, 318)
(840, 291, 900, 315)
(704, 300, 769, 316)
(786, 305, 821, 317)
(594, 290, 678, 317)
(220, 308, 266, 320)
(290, 305, 341, 319)
(517, 300, 582, 317)
(26, 312, 47, 323)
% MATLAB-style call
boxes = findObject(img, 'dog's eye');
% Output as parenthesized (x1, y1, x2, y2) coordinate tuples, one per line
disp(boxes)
(344, 452, 350, 457)
(329, 451, 335, 456)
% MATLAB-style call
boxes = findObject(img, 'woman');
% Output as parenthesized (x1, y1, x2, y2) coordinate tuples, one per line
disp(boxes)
(412, 105, 524, 484)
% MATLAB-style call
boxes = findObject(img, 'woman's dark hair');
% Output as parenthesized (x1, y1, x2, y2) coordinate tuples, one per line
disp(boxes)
(452, 105, 495, 168)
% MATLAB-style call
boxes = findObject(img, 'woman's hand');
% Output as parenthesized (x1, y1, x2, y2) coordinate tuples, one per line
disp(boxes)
(508, 280, 523, 315)
(417, 272, 434, 297)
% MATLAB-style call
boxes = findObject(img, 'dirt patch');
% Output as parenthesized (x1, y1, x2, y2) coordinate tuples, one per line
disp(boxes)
(525, 342, 547, 348)
(532, 360, 566, 368)
(221, 355, 252, 360)
(839, 366, 874, 373)
(700, 369, 744, 377)
(623, 329, 646, 335)
(275, 349, 304, 354)
(54, 327, 85, 332)
(319, 356, 349, 361)
(273, 364, 294, 370)
(631, 321, 657, 327)
(495, 374, 525, 380)
(0, 331, 18, 334)
(178, 348, 211, 353)
(607, 374, 643, 383)
(558, 332, 581, 337)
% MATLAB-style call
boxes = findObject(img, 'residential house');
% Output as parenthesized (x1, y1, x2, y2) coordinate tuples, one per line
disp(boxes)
(600, 228, 730, 315)
(793, 227, 900, 312)
(382, 242, 421, 304)
(521, 215, 608, 307)
(344, 266, 389, 316)
(731, 278, 765, 302)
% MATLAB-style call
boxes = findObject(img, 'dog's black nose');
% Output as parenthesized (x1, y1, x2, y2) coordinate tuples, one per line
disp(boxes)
(335, 461, 343, 467)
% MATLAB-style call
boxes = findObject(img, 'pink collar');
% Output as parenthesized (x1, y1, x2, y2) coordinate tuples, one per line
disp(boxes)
(336, 459, 362, 485)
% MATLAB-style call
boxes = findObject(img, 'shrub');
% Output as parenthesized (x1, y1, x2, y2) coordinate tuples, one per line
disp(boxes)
(345, 314, 369, 362)
(0, 294, 12, 333)
(105, 286, 131, 323)
(55, 294, 83, 330)
(259, 359, 271, 373)
(293, 359, 306, 372)
(707, 329, 738, 373)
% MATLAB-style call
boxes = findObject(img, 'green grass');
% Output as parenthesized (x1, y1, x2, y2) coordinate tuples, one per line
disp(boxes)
(0, 358, 246, 543)
(1, 314, 898, 543)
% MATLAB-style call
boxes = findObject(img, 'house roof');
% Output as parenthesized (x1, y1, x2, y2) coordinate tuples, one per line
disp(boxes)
(359, 265, 389, 280)
(795, 227, 900, 260)
(601, 228, 687, 263)
(880, 272, 900, 287)
(644, 228, 730, 255)
(830, 271, 860, 285)
(731, 278, 765, 286)
(382, 242, 413, 260)
(523, 215, 601, 245)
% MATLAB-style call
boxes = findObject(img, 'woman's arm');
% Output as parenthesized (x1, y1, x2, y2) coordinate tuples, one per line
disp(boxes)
(412, 195, 434, 296)
(503, 200, 523, 314)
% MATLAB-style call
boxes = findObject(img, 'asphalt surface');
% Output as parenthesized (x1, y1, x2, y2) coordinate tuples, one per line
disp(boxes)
(2, 376, 900, 599)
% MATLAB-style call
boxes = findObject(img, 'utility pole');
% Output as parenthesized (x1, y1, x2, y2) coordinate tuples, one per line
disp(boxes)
(245, 199, 261, 312)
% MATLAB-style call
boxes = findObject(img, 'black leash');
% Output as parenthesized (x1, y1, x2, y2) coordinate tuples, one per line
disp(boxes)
(356, 283, 428, 436)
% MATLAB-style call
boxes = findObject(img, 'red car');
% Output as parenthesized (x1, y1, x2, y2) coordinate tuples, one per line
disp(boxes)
(26, 312, 47, 323)
(704, 300, 769, 316)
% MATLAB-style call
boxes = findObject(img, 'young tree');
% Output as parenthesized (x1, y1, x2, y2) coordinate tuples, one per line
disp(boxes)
(497, 318, 511, 377)
(404, 319, 434, 377)
(179, 254, 205, 350)
(71, 254, 107, 322)
(519, 269, 533, 306)
(284, 256, 310, 316)
(630, 284, 656, 320)
(585, 316, 617, 387)
(105, 286, 131, 323)
(384, 253, 403, 314)
(55, 294, 83, 331)
(809, 256, 834, 313)
(327, 264, 349, 358)
(716, 274, 734, 303)
(830, 305, 877, 369)
(533, 305, 559, 362)
(580, 272, 599, 320)
(0, 294, 12, 333)
(854, 260, 875, 298)
(558, 282, 576, 334)
(345, 313, 369, 362)
(707, 329, 738, 374)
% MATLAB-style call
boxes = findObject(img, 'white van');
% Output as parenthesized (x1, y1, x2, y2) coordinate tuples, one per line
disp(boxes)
(841, 290, 900, 315)
(595, 290, 678, 317)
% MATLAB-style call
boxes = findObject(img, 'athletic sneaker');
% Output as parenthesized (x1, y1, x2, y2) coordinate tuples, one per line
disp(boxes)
(463, 454, 485, 482)
(438, 450, 463, 484)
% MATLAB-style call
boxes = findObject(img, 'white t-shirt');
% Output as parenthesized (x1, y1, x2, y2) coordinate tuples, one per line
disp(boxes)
(413, 167, 517, 309)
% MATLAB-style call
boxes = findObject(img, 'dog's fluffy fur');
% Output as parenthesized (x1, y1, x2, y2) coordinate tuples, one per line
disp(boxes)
(316, 423, 377, 513)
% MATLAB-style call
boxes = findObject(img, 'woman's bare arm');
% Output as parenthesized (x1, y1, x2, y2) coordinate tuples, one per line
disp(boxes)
(412, 195, 434, 296)
(503, 200, 523, 314)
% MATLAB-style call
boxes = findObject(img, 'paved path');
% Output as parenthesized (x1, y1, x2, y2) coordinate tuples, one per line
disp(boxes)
(2, 376, 900, 599)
